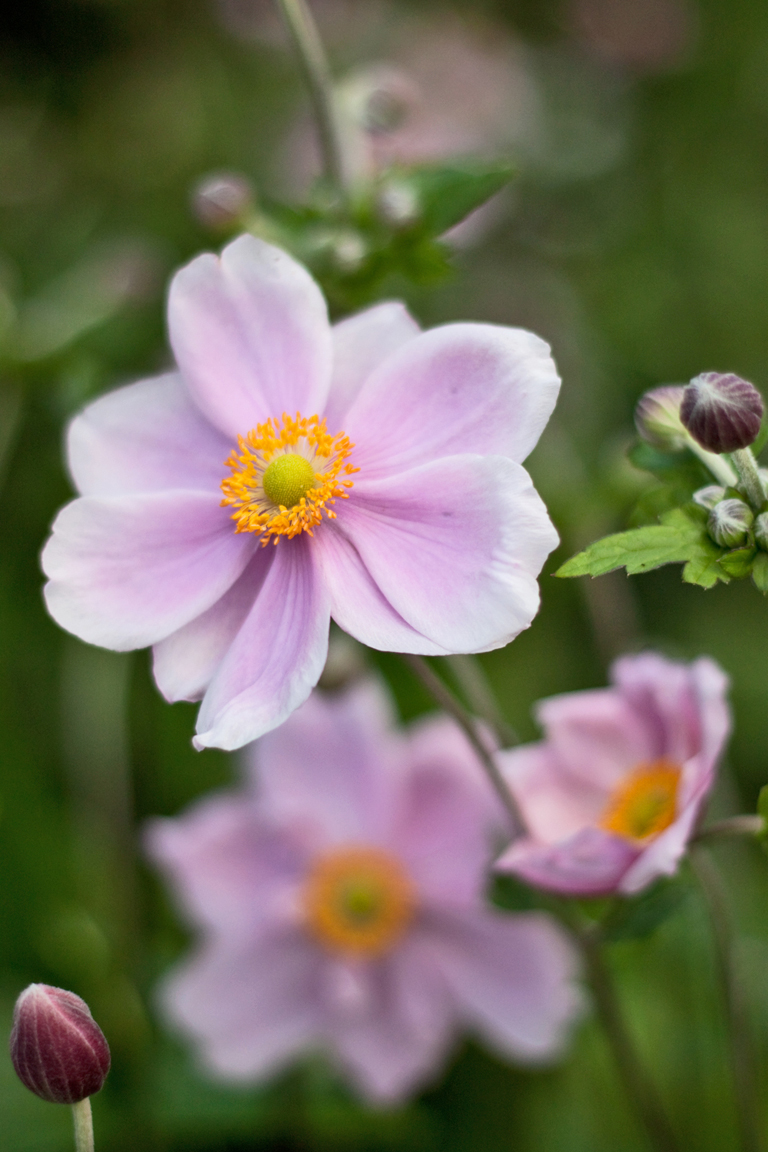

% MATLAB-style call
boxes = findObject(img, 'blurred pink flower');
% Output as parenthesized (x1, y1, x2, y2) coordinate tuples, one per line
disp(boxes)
(495, 653, 730, 897)
(146, 680, 581, 1102)
(42, 234, 561, 751)
(569, 0, 696, 74)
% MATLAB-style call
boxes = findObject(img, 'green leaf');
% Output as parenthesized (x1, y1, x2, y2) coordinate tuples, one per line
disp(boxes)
(717, 547, 757, 579)
(602, 877, 691, 942)
(752, 552, 768, 593)
(397, 158, 515, 236)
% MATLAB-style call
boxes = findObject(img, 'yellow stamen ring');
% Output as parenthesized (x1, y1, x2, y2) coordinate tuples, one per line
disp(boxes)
(302, 845, 416, 957)
(599, 759, 682, 843)
(220, 412, 359, 545)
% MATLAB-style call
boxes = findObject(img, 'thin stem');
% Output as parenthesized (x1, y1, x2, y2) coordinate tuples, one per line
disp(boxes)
(445, 654, 518, 747)
(691, 849, 765, 1152)
(731, 448, 766, 512)
(274, 0, 348, 193)
(72, 1098, 94, 1152)
(688, 439, 738, 488)
(694, 815, 765, 844)
(403, 654, 524, 837)
(577, 928, 681, 1152)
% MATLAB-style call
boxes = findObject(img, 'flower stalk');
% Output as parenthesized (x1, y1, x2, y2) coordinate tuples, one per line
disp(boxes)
(731, 448, 766, 513)
(402, 654, 524, 837)
(691, 849, 765, 1152)
(72, 1098, 94, 1152)
(274, 0, 349, 195)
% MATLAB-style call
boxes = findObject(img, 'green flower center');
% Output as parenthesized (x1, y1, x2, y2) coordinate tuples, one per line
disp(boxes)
(262, 453, 317, 509)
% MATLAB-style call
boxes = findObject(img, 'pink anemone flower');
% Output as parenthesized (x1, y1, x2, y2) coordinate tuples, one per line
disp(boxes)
(495, 652, 731, 897)
(41, 234, 561, 751)
(145, 680, 581, 1103)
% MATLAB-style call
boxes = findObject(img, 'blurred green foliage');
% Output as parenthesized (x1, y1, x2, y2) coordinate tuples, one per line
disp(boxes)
(3, 0, 768, 1150)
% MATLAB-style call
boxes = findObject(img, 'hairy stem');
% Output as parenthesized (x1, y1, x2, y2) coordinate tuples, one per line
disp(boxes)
(72, 1099, 94, 1152)
(577, 928, 681, 1152)
(402, 654, 524, 837)
(692, 849, 765, 1152)
(731, 448, 766, 512)
(274, 0, 348, 193)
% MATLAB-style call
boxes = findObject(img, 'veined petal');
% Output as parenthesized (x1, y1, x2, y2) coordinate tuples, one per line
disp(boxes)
(343, 323, 560, 479)
(499, 743, 607, 843)
(496, 826, 638, 897)
(313, 523, 450, 655)
(194, 536, 330, 751)
(325, 302, 421, 429)
(67, 373, 230, 497)
(338, 455, 558, 653)
(153, 549, 274, 703)
(168, 235, 333, 439)
(42, 492, 254, 650)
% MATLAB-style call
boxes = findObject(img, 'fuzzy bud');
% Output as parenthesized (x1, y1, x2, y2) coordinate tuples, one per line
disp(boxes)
(10, 984, 110, 1104)
(707, 498, 754, 549)
(191, 172, 253, 231)
(634, 385, 688, 450)
(680, 372, 763, 453)
(692, 485, 727, 510)
(754, 512, 768, 551)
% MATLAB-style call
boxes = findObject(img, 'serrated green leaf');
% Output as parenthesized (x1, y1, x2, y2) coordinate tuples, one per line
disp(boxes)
(399, 158, 515, 236)
(752, 552, 768, 593)
(556, 507, 714, 579)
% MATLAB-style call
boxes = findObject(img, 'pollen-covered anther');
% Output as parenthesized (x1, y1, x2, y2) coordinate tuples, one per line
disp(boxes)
(303, 845, 416, 956)
(220, 412, 358, 545)
(599, 759, 682, 843)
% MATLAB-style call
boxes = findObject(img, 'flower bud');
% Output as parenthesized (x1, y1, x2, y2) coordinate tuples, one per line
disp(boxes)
(375, 179, 420, 229)
(754, 512, 768, 551)
(707, 498, 754, 549)
(693, 485, 726, 510)
(634, 385, 688, 450)
(191, 172, 253, 231)
(680, 372, 764, 453)
(10, 984, 110, 1104)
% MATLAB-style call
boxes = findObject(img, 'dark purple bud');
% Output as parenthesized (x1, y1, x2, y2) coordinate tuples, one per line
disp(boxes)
(680, 372, 764, 453)
(10, 984, 110, 1104)
(191, 172, 253, 231)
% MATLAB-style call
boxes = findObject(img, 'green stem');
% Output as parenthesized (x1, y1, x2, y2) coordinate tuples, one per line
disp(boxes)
(577, 928, 682, 1152)
(444, 654, 518, 748)
(402, 654, 524, 837)
(72, 1099, 94, 1152)
(731, 448, 766, 512)
(274, 0, 348, 194)
(694, 815, 765, 844)
(692, 849, 765, 1152)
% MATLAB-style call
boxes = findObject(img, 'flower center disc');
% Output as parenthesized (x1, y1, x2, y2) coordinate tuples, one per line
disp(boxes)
(302, 846, 416, 956)
(600, 759, 682, 842)
(262, 453, 316, 508)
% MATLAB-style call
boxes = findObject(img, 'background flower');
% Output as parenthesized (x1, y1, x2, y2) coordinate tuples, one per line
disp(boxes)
(42, 234, 561, 751)
(495, 652, 731, 896)
(146, 680, 581, 1103)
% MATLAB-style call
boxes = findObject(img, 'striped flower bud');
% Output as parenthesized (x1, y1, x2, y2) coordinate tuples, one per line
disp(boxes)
(634, 385, 688, 450)
(693, 485, 727, 510)
(680, 372, 763, 453)
(707, 498, 754, 550)
(10, 984, 110, 1104)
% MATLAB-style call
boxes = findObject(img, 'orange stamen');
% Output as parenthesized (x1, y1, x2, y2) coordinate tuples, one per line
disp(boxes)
(600, 759, 682, 843)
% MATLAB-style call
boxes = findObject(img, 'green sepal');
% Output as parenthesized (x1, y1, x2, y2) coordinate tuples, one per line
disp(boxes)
(399, 157, 516, 236)
(717, 546, 757, 579)
(752, 552, 768, 593)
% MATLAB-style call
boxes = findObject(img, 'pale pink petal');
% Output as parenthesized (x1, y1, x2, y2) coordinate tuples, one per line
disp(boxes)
(168, 235, 332, 438)
(428, 908, 582, 1060)
(535, 689, 654, 792)
(312, 523, 450, 655)
(153, 549, 273, 702)
(145, 796, 307, 935)
(42, 493, 254, 650)
(336, 455, 558, 652)
(324, 302, 421, 429)
(326, 933, 453, 1103)
(67, 373, 230, 497)
(496, 827, 639, 897)
(391, 714, 501, 906)
(194, 536, 330, 751)
(160, 931, 322, 1080)
(619, 797, 702, 895)
(247, 679, 401, 846)
(499, 744, 608, 843)
(343, 323, 560, 479)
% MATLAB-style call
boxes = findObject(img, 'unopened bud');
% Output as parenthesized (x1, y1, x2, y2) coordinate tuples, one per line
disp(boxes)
(754, 512, 768, 551)
(634, 385, 687, 450)
(191, 172, 253, 231)
(707, 498, 754, 549)
(10, 984, 110, 1104)
(680, 372, 764, 453)
(693, 485, 726, 510)
(375, 179, 420, 229)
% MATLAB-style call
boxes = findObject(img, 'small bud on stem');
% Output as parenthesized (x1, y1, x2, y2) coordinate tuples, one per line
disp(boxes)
(707, 498, 754, 549)
(680, 372, 763, 454)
